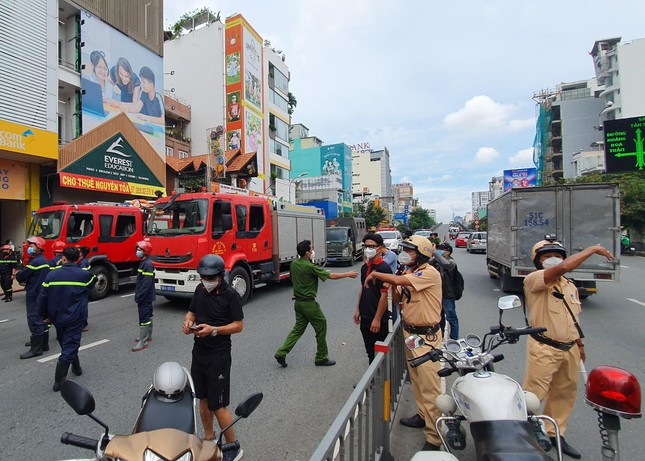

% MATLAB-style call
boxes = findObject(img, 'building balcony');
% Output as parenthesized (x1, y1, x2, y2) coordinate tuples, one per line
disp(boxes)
(164, 93, 191, 121)
(166, 136, 191, 157)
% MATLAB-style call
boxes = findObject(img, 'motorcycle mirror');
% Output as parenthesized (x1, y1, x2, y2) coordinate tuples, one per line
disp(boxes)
(235, 392, 264, 418)
(497, 295, 522, 311)
(61, 380, 95, 415)
(405, 335, 425, 350)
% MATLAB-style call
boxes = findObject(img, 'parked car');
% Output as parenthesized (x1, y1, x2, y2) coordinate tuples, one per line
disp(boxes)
(455, 232, 471, 248)
(377, 230, 402, 254)
(467, 231, 487, 254)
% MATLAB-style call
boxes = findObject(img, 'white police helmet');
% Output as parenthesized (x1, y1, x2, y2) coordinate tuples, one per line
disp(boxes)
(152, 362, 187, 400)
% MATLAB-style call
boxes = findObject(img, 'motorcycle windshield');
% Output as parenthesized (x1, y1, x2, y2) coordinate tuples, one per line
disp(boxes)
(148, 199, 208, 236)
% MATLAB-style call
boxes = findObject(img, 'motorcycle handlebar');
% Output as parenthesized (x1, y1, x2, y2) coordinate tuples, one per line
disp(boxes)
(410, 352, 436, 368)
(438, 367, 454, 377)
(509, 327, 546, 336)
(492, 354, 504, 363)
(61, 432, 98, 451)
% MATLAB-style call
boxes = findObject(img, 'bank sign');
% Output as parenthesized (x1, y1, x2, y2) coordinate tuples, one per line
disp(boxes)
(60, 132, 164, 197)
(604, 115, 645, 172)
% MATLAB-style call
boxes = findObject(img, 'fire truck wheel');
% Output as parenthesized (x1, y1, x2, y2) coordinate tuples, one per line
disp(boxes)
(229, 266, 251, 305)
(89, 266, 110, 300)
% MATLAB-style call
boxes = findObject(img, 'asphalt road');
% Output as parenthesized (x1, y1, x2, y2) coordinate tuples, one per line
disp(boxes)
(1, 228, 643, 460)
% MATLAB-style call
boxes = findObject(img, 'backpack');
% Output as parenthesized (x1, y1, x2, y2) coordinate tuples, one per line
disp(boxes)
(452, 267, 464, 300)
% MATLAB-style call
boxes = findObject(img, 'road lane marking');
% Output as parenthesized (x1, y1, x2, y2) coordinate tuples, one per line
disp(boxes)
(0, 319, 10, 323)
(120, 293, 135, 297)
(493, 288, 500, 292)
(621, 265, 629, 269)
(626, 298, 645, 307)
(37, 339, 110, 363)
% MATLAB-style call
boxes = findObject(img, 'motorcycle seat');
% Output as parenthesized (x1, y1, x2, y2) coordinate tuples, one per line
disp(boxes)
(133, 388, 195, 435)
(470, 420, 553, 461)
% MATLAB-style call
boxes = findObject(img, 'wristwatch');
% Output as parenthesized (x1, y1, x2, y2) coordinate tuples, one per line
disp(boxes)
(211, 326, 218, 337)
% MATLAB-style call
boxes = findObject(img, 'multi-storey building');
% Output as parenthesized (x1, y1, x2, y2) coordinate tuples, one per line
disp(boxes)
(351, 146, 392, 209)
(164, 92, 191, 159)
(471, 191, 489, 217)
(488, 176, 504, 201)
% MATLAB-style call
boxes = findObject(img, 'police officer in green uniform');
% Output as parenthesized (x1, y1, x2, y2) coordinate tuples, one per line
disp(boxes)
(275, 239, 357, 367)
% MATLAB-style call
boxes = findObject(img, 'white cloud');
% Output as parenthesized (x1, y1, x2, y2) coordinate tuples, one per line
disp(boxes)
(443, 95, 532, 134)
(508, 148, 534, 167)
(472, 147, 500, 166)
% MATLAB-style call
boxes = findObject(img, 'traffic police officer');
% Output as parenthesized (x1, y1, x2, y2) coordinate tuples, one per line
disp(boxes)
(523, 236, 614, 459)
(38, 246, 96, 391)
(17, 236, 51, 359)
(133, 240, 155, 351)
(365, 235, 443, 451)
(275, 239, 357, 367)
(48, 241, 65, 269)
(0, 244, 19, 302)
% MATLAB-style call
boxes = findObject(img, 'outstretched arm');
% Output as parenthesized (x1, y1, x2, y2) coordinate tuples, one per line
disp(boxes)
(544, 245, 614, 285)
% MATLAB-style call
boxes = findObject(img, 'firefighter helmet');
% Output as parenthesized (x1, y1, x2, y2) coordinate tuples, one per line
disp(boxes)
(52, 241, 66, 253)
(135, 240, 152, 255)
(26, 236, 46, 250)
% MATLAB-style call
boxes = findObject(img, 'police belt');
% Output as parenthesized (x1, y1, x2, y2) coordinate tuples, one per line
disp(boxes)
(293, 296, 316, 302)
(530, 332, 575, 351)
(403, 322, 440, 336)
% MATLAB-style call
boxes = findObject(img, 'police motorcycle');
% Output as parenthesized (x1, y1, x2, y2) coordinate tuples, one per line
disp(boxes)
(59, 361, 263, 460)
(408, 295, 562, 461)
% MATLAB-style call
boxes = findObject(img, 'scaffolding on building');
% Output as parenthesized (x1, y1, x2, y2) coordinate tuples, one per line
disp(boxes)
(532, 88, 561, 185)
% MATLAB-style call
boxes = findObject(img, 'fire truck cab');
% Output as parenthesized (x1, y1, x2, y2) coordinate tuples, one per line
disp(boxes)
(26, 202, 149, 299)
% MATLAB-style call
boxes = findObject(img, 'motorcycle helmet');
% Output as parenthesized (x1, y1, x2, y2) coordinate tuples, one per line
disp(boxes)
(400, 235, 435, 258)
(52, 241, 66, 253)
(152, 362, 187, 401)
(531, 239, 567, 269)
(26, 236, 46, 250)
(197, 254, 225, 277)
(135, 240, 152, 256)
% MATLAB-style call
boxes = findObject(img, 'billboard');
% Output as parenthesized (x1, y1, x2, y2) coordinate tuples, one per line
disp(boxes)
(503, 168, 537, 191)
(0, 159, 27, 200)
(79, 10, 165, 158)
(226, 15, 264, 193)
(604, 115, 645, 172)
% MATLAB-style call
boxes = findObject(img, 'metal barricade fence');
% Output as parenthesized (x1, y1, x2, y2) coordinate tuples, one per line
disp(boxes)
(309, 316, 407, 461)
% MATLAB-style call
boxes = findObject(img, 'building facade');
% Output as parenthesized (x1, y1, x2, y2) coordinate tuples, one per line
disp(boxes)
(488, 176, 503, 201)
(351, 145, 392, 208)
(471, 191, 489, 217)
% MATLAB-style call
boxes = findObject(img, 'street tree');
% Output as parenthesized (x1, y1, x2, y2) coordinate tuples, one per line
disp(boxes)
(408, 207, 436, 231)
(364, 202, 386, 229)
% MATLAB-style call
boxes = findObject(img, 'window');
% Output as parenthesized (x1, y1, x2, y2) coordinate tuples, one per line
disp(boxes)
(99, 215, 113, 237)
(235, 204, 247, 231)
(115, 215, 136, 237)
(270, 114, 289, 142)
(179, 150, 189, 159)
(273, 67, 289, 94)
(249, 204, 265, 231)
(270, 89, 289, 113)
(166, 146, 174, 157)
(212, 200, 232, 233)
(270, 139, 289, 157)
(67, 213, 94, 241)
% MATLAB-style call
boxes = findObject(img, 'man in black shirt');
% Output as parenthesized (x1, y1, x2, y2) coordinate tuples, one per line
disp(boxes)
(182, 255, 244, 461)
(354, 233, 393, 363)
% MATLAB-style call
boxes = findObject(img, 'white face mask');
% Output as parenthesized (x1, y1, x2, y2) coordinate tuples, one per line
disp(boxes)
(202, 279, 220, 292)
(309, 250, 316, 261)
(542, 256, 563, 270)
(364, 248, 377, 260)
(398, 251, 412, 266)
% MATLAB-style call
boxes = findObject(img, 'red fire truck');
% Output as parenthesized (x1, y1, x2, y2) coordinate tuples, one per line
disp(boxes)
(147, 192, 327, 304)
(25, 202, 150, 299)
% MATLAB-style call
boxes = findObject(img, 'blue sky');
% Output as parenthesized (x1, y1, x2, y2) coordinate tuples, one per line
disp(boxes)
(164, 0, 645, 221)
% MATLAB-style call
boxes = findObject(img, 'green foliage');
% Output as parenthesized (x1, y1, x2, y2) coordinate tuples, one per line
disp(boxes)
(170, 7, 221, 38)
(566, 172, 645, 233)
(287, 92, 297, 115)
(364, 202, 387, 229)
(396, 223, 409, 235)
(179, 176, 204, 192)
(478, 216, 488, 232)
(408, 207, 436, 231)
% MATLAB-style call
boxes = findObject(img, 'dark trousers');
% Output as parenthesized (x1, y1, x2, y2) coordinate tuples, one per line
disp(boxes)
(1, 274, 12, 297)
(137, 302, 153, 325)
(439, 297, 459, 340)
(56, 322, 84, 363)
(26, 296, 45, 336)
(360, 318, 389, 363)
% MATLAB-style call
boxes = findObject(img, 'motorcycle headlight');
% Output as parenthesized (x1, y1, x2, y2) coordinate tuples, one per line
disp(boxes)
(144, 449, 192, 461)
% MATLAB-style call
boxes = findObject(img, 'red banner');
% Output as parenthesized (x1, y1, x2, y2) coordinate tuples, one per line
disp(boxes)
(60, 172, 164, 197)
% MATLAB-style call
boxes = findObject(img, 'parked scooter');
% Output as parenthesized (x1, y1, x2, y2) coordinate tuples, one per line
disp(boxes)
(408, 295, 562, 461)
(59, 361, 263, 460)
(584, 365, 641, 460)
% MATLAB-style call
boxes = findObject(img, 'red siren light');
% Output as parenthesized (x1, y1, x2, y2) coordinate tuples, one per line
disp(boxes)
(585, 365, 642, 419)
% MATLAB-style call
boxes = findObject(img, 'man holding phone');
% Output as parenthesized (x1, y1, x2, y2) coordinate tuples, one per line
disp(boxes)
(182, 254, 244, 461)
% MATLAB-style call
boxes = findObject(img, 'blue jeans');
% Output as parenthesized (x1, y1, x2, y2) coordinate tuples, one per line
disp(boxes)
(440, 298, 459, 340)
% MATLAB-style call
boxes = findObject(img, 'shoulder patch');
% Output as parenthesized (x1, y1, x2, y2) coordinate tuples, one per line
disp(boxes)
(414, 271, 423, 276)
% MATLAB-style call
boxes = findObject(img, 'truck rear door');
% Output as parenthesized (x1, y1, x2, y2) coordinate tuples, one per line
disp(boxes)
(513, 188, 558, 272)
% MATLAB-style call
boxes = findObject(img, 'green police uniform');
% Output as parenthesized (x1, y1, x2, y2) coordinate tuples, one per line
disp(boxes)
(275, 257, 330, 363)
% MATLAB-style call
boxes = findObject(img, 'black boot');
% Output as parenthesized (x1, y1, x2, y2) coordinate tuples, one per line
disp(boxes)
(53, 360, 71, 392)
(71, 356, 83, 376)
(42, 330, 50, 352)
(20, 335, 44, 359)
(550, 436, 581, 459)
(400, 413, 426, 428)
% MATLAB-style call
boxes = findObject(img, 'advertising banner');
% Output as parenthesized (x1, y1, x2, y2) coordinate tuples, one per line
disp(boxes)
(80, 9, 165, 158)
(60, 132, 163, 197)
(243, 28, 263, 115)
(604, 115, 645, 172)
(244, 111, 262, 155)
(0, 158, 27, 200)
(0, 119, 57, 160)
(503, 168, 537, 191)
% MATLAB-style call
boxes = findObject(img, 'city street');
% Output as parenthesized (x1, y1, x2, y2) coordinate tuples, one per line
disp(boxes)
(1, 228, 643, 460)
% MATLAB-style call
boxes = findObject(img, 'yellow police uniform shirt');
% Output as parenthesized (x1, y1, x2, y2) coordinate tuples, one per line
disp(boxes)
(524, 270, 581, 342)
(400, 263, 443, 327)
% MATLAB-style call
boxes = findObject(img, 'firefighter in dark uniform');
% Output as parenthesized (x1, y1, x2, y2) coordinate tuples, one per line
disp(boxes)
(38, 246, 96, 391)
(16, 236, 51, 359)
(48, 241, 65, 269)
(77, 246, 91, 270)
(0, 244, 19, 302)
(133, 240, 155, 351)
